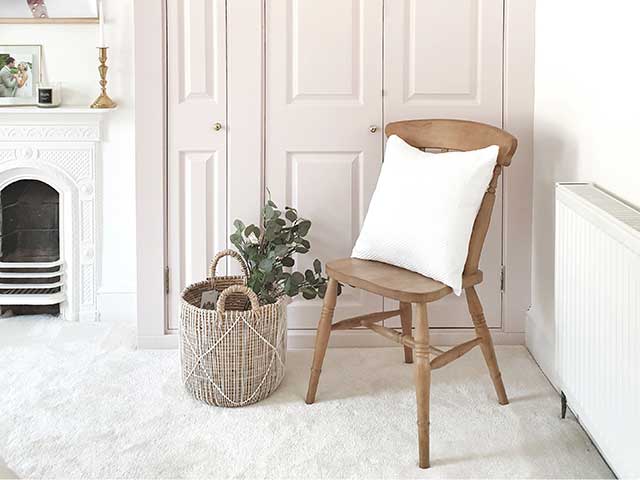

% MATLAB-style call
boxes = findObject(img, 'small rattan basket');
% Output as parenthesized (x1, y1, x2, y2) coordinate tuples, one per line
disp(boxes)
(180, 249, 287, 407)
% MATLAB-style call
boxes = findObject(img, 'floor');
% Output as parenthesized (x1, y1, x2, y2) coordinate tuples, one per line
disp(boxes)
(0, 316, 612, 479)
(0, 458, 16, 480)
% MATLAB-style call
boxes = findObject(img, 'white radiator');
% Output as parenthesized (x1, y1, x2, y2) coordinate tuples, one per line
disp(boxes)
(555, 183, 640, 478)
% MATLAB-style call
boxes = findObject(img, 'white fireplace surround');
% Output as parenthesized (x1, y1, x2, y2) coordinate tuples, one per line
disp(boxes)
(0, 108, 110, 322)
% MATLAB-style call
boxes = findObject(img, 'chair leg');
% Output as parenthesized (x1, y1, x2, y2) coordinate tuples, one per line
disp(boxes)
(414, 303, 431, 469)
(465, 286, 509, 405)
(305, 277, 338, 404)
(400, 302, 413, 364)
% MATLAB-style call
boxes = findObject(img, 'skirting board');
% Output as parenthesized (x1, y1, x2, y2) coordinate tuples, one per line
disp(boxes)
(137, 328, 524, 350)
(97, 291, 136, 324)
(525, 310, 558, 387)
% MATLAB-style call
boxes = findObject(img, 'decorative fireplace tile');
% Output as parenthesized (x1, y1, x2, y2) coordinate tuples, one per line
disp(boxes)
(38, 149, 93, 182)
(81, 201, 94, 244)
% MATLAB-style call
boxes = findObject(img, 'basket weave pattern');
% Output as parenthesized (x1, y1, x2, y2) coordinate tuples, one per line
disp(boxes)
(180, 250, 287, 407)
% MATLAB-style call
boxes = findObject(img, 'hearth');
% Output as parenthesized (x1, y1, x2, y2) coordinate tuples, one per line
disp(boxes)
(0, 179, 62, 315)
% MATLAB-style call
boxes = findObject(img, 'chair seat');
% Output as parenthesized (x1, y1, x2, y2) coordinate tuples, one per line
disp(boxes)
(326, 258, 483, 303)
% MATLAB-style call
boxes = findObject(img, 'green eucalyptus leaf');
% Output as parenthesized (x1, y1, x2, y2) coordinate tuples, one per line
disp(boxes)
(230, 232, 242, 245)
(285, 209, 297, 222)
(264, 204, 275, 219)
(274, 245, 289, 257)
(298, 220, 312, 236)
(264, 228, 276, 242)
(313, 259, 322, 274)
(259, 258, 274, 272)
(282, 257, 295, 267)
(291, 272, 304, 285)
(285, 284, 299, 297)
(302, 287, 316, 300)
(233, 219, 245, 231)
(305, 269, 315, 282)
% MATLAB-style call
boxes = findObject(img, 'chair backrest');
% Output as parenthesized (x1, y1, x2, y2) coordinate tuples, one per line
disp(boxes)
(384, 119, 518, 275)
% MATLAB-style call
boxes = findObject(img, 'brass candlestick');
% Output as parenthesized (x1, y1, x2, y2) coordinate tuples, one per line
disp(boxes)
(90, 47, 117, 109)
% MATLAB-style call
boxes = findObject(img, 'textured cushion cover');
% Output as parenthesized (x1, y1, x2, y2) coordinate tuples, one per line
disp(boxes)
(351, 135, 498, 295)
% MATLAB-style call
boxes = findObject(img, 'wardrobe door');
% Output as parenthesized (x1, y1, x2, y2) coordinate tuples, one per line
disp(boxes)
(266, 0, 384, 329)
(384, 0, 504, 328)
(167, 0, 227, 329)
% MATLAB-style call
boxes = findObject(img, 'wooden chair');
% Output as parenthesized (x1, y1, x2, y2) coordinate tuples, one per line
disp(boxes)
(305, 119, 518, 469)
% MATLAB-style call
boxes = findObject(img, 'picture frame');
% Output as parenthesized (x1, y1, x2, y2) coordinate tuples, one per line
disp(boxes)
(0, 1, 99, 24)
(0, 45, 42, 106)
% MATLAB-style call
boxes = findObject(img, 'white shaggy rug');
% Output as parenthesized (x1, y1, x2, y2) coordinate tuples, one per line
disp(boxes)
(0, 316, 612, 479)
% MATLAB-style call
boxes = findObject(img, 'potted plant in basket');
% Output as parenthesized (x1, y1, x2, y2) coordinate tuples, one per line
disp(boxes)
(179, 197, 338, 408)
(230, 199, 341, 305)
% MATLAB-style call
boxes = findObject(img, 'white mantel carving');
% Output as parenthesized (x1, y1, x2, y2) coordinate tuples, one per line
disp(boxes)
(0, 125, 100, 142)
(0, 107, 111, 321)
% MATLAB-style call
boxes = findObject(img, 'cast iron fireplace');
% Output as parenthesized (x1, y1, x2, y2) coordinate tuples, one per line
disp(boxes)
(0, 179, 63, 315)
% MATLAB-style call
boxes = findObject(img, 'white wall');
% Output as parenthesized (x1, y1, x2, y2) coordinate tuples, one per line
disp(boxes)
(529, 0, 640, 381)
(0, 1, 136, 321)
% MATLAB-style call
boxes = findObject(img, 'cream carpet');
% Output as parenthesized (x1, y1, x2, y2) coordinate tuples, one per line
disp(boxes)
(0, 457, 17, 480)
(0, 316, 612, 479)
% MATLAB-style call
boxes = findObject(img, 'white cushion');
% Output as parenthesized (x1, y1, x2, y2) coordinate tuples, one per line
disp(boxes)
(351, 135, 498, 295)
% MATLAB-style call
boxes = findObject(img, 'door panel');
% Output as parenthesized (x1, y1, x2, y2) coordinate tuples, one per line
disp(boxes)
(266, 0, 384, 329)
(384, 0, 504, 328)
(167, 0, 227, 330)
(385, 0, 503, 122)
(287, 2, 361, 103)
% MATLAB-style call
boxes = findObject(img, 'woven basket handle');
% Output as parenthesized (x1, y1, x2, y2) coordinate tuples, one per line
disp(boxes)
(208, 249, 249, 279)
(216, 285, 260, 315)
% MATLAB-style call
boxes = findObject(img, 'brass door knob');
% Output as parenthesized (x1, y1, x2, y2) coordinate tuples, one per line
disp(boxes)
(213, 122, 223, 131)
(369, 125, 378, 133)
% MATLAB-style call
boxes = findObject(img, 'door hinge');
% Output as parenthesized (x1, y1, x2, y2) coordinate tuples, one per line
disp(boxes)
(164, 267, 170, 294)
(500, 265, 505, 293)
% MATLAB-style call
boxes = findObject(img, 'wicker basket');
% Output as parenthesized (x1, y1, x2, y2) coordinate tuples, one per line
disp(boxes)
(180, 250, 287, 407)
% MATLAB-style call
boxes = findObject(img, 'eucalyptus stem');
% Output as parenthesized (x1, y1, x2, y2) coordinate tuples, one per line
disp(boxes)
(229, 199, 341, 305)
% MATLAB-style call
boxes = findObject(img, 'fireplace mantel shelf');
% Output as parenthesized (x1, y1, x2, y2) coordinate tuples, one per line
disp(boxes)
(0, 106, 117, 115)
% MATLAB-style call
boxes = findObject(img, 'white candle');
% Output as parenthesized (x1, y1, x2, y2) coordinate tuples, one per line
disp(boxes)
(98, 1, 105, 47)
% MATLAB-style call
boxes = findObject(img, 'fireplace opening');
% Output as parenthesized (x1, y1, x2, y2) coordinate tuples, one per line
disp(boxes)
(1, 180, 60, 262)
(0, 179, 62, 316)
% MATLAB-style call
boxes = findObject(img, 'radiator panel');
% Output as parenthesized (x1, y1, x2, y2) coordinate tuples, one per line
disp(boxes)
(555, 183, 640, 479)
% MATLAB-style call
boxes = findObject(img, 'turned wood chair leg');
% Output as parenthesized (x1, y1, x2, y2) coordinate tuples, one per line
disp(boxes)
(305, 277, 338, 404)
(400, 302, 413, 364)
(465, 286, 509, 405)
(414, 303, 431, 469)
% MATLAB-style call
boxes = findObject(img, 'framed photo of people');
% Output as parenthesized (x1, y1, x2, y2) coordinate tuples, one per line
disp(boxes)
(0, 1, 98, 24)
(0, 45, 42, 106)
